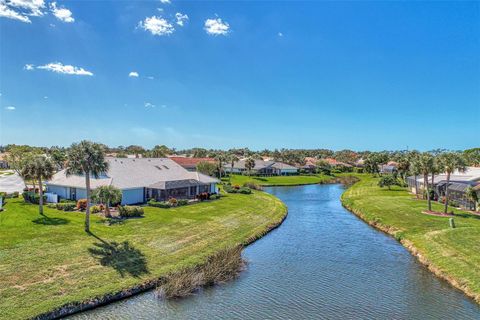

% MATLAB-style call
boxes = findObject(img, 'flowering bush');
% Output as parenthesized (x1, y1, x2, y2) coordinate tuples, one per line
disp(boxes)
(76, 199, 88, 211)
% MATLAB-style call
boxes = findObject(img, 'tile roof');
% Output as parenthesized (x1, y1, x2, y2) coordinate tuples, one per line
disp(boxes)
(47, 158, 218, 190)
(169, 157, 216, 168)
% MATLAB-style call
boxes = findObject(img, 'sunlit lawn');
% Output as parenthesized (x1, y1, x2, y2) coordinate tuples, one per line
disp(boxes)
(0, 192, 287, 320)
(223, 173, 334, 186)
(342, 174, 480, 303)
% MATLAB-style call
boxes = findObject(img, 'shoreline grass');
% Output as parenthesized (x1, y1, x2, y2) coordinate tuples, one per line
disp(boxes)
(0, 191, 287, 320)
(223, 173, 335, 186)
(341, 174, 480, 304)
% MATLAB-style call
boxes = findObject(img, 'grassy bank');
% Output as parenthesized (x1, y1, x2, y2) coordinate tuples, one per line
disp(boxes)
(0, 192, 287, 319)
(223, 174, 335, 186)
(341, 174, 480, 303)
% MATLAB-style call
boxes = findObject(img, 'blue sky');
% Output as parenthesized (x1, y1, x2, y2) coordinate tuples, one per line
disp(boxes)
(1, 0, 479, 151)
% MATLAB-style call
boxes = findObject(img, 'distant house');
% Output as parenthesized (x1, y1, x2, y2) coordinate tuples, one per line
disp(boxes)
(299, 157, 318, 173)
(0, 153, 9, 169)
(46, 158, 219, 205)
(224, 160, 298, 176)
(169, 156, 216, 171)
(407, 167, 480, 210)
(324, 158, 352, 168)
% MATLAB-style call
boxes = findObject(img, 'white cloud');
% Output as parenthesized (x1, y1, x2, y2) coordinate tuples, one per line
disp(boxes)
(36, 62, 93, 76)
(204, 17, 230, 36)
(160, 0, 170, 4)
(138, 15, 174, 36)
(5, 106, 15, 110)
(50, 2, 74, 23)
(146, 76, 154, 80)
(175, 12, 188, 26)
(278, 32, 283, 37)
(24, 63, 34, 70)
(129, 71, 139, 77)
(144, 102, 155, 108)
(44, 96, 48, 99)
(0, 0, 46, 23)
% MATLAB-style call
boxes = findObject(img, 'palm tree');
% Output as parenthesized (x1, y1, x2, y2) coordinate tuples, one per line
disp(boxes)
(397, 155, 410, 183)
(92, 185, 122, 217)
(228, 154, 239, 181)
(21, 156, 56, 215)
(66, 141, 109, 232)
(438, 152, 467, 214)
(417, 152, 434, 211)
(215, 154, 227, 180)
(465, 186, 478, 212)
(245, 157, 255, 175)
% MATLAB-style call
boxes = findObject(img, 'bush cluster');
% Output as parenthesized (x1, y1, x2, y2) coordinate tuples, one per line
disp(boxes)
(48, 202, 76, 211)
(196, 192, 211, 201)
(243, 182, 262, 190)
(0, 191, 19, 199)
(118, 205, 144, 218)
(22, 192, 47, 204)
(224, 185, 252, 194)
(148, 198, 190, 208)
(148, 199, 171, 208)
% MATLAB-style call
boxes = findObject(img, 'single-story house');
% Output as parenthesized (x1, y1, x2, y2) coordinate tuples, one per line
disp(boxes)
(407, 167, 480, 210)
(169, 156, 216, 171)
(299, 157, 318, 173)
(324, 158, 352, 168)
(46, 158, 219, 205)
(224, 160, 298, 176)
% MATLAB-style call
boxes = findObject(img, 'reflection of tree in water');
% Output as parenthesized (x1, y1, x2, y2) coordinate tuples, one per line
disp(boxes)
(88, 240, 149, 278)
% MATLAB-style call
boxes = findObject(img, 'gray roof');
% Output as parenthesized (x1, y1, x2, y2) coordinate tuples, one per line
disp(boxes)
(47, 158, 218, 190)
(225, 160, 297, 171)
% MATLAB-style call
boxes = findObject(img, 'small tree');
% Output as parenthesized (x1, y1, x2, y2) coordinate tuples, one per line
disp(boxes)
(215, 154, 227, 179)
(315, 159, 332, 175)
(92, 185, 122, 217)
(438, 152, 467, 214)
(378, 175, 399, 190)
(465, 187, 478, 212)
(196, 161, 217, 177)
(417, 152, 434, 211)
(228, 154, 239, 181)
(244, 157, 256, 175)
(21, 156, 56, 214)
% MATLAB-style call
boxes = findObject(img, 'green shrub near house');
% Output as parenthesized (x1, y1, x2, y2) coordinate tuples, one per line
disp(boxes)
(118, 205, 144, 218)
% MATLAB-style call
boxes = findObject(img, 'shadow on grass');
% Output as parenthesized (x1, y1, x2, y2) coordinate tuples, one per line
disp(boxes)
(452, 212, 480, 220)
(88, 233, 149, 278)
(32, 214, 70, 225)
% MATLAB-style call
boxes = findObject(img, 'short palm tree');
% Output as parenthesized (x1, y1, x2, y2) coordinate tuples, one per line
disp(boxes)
(215, 154, 227, 180)
(92, 185, 122, 217)
(465, 186, 478, 212)
(21, 155, 56, 215)
(417, 153, 434, 211)
(245, 157, 255, 175)
(66, 141, 108, 232)
(408, 152, 421, 198)
(439, 152, 467, 214)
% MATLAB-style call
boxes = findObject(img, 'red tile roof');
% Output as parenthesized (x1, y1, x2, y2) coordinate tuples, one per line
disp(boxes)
(169, 157, 216, 168)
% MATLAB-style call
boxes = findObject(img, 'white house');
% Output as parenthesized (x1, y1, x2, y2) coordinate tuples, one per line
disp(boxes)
(224, 160, 298, 176)
(46, 158, 219, 205)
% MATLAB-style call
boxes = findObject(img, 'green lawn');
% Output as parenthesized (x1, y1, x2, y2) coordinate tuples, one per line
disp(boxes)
(223, 174, 334, 186)
(342, 174, 480, 303)
(0, 192, 287, 319)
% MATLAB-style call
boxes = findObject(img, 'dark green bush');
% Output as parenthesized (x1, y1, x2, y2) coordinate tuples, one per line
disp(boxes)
(238, 187, 252, 194)
(22, 192, 47, 204)
(148, 199, 171, 208)
(118, 205, 144, 218)
(210, 194, 221, 200)
(177, 199, 189, 206)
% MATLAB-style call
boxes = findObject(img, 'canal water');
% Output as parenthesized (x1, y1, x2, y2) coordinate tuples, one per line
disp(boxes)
(70, 184, 480, 319)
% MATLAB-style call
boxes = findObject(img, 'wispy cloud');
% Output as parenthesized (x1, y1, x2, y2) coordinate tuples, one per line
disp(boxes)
(50, 1, 74, 23)
(278, 32, 283, 37)
(138, 15, 174, 36)
(146, 76, 154, 80)
(5, 106, 16, 111)
(144, 102, 155, 108)
(28, 62, 94, 76)
(159, 0, 170, 4)
(129, 71, 139, 77)
(175, 12, 188, 27)
(204, 17, 230, 36)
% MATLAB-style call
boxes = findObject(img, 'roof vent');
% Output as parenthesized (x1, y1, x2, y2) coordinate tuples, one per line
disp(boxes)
(163, 165, 169, 169)
(155, 165, 162, 170)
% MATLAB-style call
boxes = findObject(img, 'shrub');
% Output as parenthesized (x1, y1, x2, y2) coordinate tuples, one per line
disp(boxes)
(196, 192, 210, 201)
(238, 187, 252, 194)
(223, 185, 237, 193)
(210, 193, 221, 200)
(168, 198, 178, 206)
(90, 205, 102, 214)
(243, 182, 262, 190)
(76, 199, 88, 211)
(22, 191, 46, 204)
(148, 199, 171, 208)
(55, 202, 76, 211)
(177, 199, 189, 206)
(118, 205, 144, 218)
(233, 185, 240, 190)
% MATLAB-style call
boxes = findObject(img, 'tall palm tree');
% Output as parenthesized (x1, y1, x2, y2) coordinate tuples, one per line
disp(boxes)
(215, 154, 227, 180)
(228, 154, 239, 181)
(417, 152, 434, 211)
(21, 155, 56, 214)
(438, 152, 467, 214)
(66, 141, 108, 232)
(397, 155, 410, 183)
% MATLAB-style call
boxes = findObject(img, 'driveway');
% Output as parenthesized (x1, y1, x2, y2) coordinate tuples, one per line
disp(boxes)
(0, 171, 25, 193)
